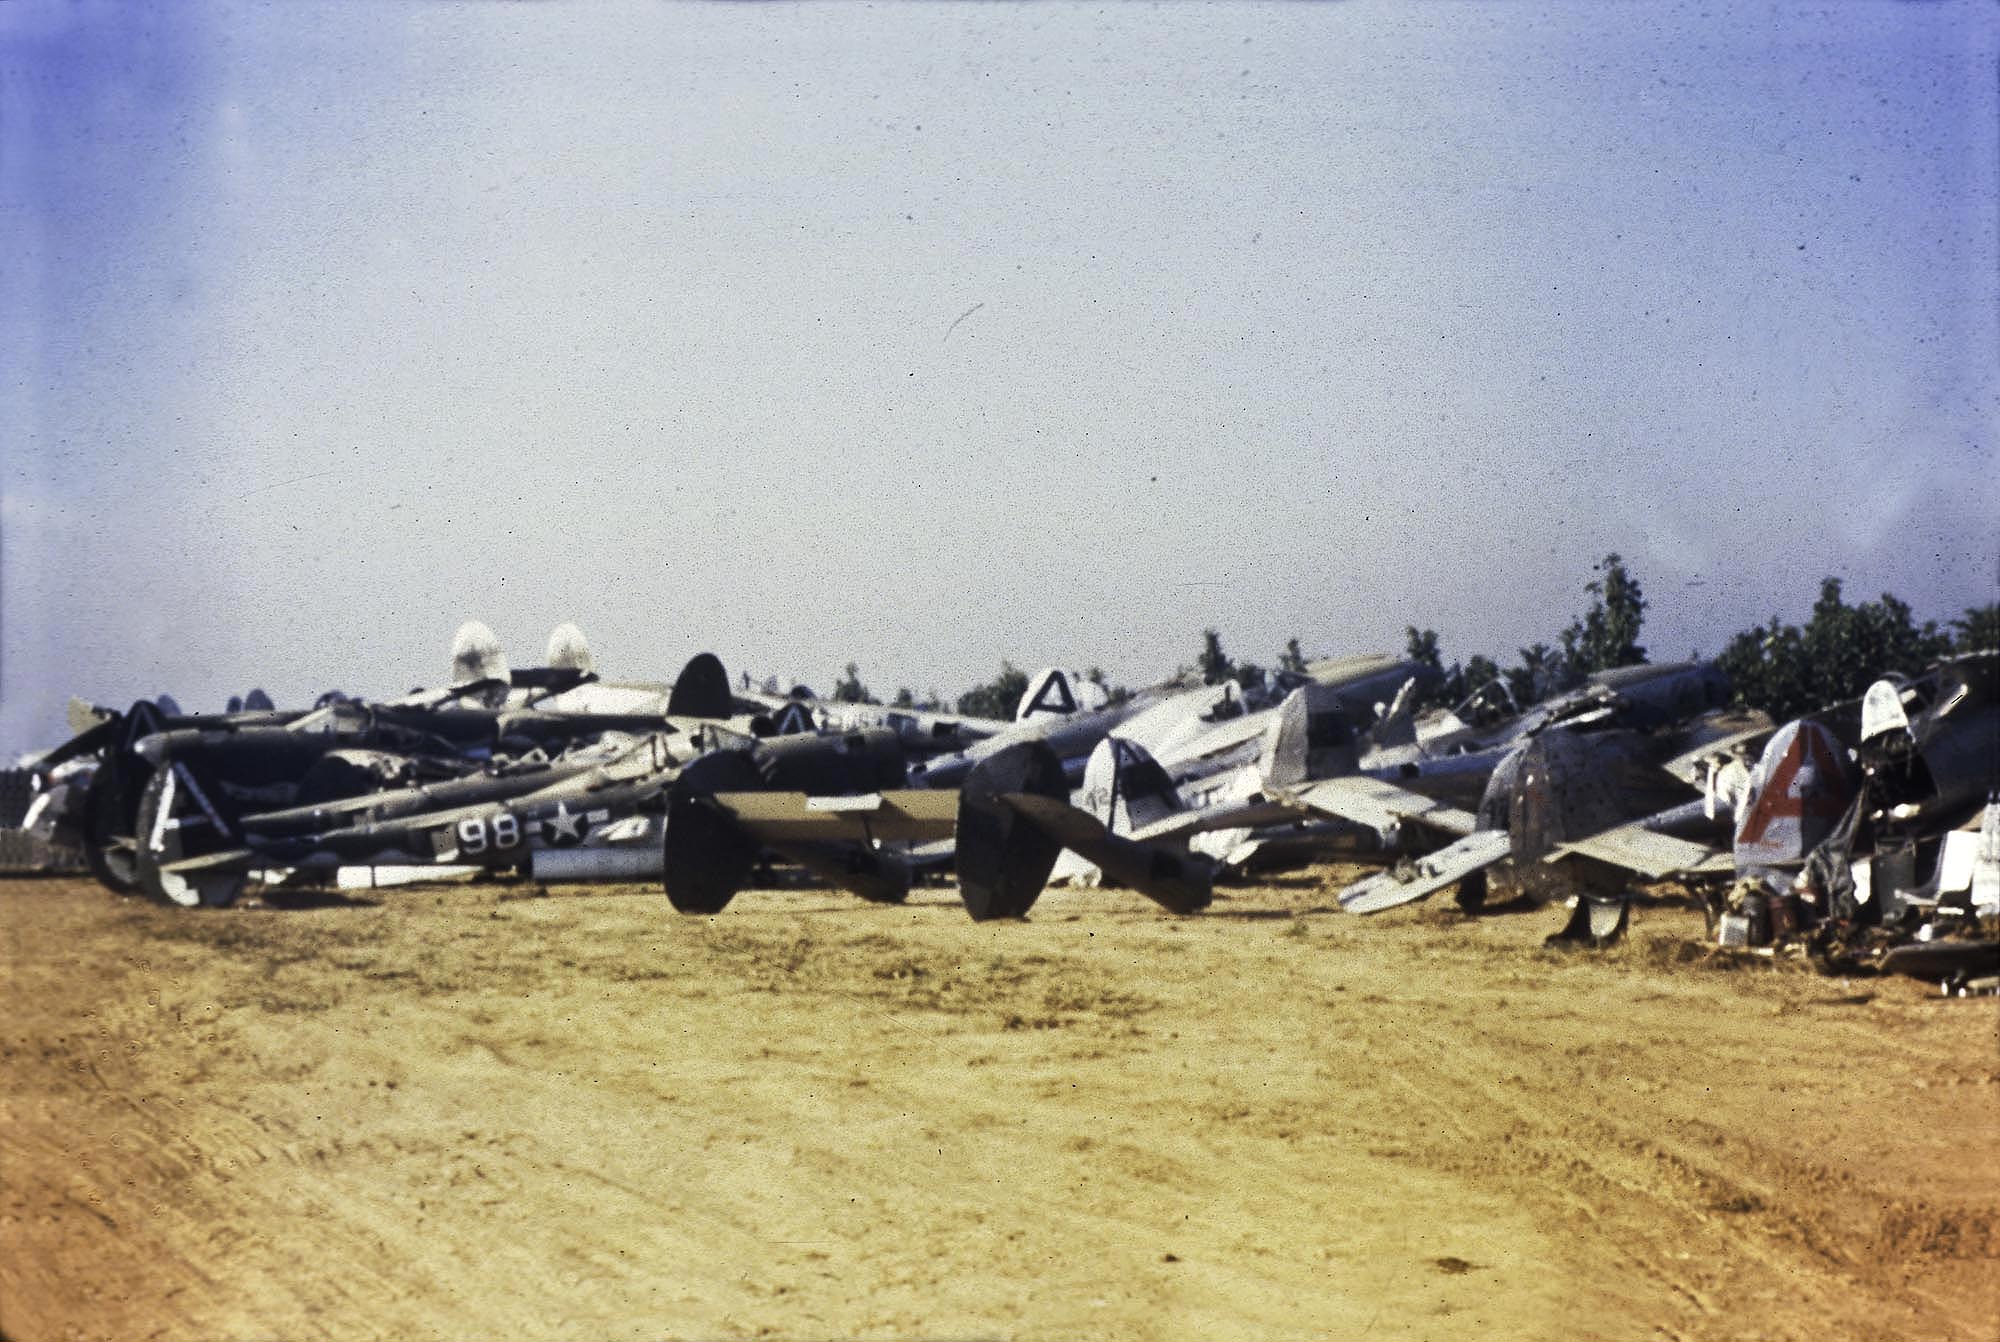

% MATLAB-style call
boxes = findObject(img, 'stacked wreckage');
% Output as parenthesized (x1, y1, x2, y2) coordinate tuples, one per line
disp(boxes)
(13, 622, 1998, 994)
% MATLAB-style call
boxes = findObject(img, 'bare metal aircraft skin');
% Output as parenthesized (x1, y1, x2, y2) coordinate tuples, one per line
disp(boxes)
(1063, 660, 1753, 932)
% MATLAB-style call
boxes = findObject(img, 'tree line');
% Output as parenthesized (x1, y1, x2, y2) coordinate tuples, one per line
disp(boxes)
(823, 556, 1995, 724)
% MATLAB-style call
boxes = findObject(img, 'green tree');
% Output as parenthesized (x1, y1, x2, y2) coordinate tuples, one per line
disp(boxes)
(1717, 578, 1954, 720)
(1403, 627, 1457, 709)
(1951, 603, 1999, 652)
(831, 662, 876, 705)
(957, 661, 1030, 720)
(891, 687, 916, 708)
(1278, 638, 1308, 676)
(1198, 629, 1233, 686)
(1404, 627, 1443, 674)
(1456, 653, 1509, 722)
(1086, 666, 1135, 706)
(1562, 553, 1648, 674)
(1506, 642, 1568, 708)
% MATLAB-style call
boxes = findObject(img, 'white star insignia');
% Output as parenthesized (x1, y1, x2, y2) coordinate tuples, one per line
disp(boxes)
(544, 801, 584, 844)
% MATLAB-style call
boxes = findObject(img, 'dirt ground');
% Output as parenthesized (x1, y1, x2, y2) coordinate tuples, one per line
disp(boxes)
(2, 870, 1995, 1342)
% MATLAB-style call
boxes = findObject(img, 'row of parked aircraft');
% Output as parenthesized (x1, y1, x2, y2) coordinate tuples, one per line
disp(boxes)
(25, 621, 1999, 987)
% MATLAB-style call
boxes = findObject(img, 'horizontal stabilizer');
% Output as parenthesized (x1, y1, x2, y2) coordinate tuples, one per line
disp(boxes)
(1337, 829, 1513, 914)
(708, 789, 960, 844)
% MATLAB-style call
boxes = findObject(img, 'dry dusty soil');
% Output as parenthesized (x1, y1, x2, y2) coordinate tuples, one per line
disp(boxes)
(2, 871, 1996, 1342)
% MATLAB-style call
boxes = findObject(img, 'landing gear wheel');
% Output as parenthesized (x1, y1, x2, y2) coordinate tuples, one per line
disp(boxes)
(82, 762, 144, 896)
(1453, 868, 1488, 914)
(132, 767, 243, 908)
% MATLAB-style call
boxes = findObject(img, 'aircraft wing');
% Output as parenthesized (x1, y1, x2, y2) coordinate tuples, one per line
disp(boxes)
(1280, 775, 1480, 840)
(1542, 825, 1732, 880)
(1336, 829, 1514, 913)
(706, 789, 961, 844)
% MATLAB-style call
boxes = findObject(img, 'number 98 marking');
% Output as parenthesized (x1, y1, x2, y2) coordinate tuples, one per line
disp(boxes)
(456, 814, 521, 855)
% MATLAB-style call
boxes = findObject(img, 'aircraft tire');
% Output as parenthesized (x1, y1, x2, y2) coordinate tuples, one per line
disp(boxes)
(81, 762, 143, 896)
(132, 768, 201, 907)
(1453, 869, 1487, 914)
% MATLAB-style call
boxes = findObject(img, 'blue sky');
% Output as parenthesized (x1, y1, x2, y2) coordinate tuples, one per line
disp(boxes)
(4, 0, 1995, 752)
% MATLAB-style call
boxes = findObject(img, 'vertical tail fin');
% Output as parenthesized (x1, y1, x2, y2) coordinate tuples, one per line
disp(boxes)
(1015, 668, 1107, 721)
(1258, 683, 1360, 789)
(545, 622, 597, 677)
(1364, 676, 1421, 752)
(667, 653, 734, 720)
(450, 620, 509, 687)
(1079, 736, 1183, 836)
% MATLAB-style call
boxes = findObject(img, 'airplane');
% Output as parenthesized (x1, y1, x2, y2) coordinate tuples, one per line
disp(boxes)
(1316, 652, 1998, 963)
(905, 667, 1164, 789)
(139, 715, 1215, 922)
(1054, 660, 1753, 940)
(43, 628, 788, 899)
(1046, 653, 1445, 883)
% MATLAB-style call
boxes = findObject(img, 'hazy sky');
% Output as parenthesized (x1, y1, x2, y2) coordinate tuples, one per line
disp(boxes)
(4, 0, 1996, 753)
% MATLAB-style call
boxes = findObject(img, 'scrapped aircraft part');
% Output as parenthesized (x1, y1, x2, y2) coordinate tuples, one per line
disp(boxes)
(295, 750, 412, 807)
(1505, 730, 1688, 904)
(544, 622, 597, 677)
(162, 863, 246, 908)
(1877, 938, 2000, 986)
(81, 760, 144, 895)
(451, 620, 510, 687)
(704, 789, 959, 845)
(1015, 668, 1106, 721)
(1860, 678, 1911, 744)
(955, 741, 1067, 921)
(1000, 792, 1212, 915)
(1454, 868, 1488, 914)
(1366, 677, 1421, 752)
(1972, 802, 2000, 915)
(1258, 683, 1360, 790)
(762, 701, 816, 737)
(1545, 896, 1631, 949)
(778, 842, 914, 905)
(754, 728, 907, 795)
(662, 749, 765, 913)
(1286, 775, 1479, 842)
(530, 846, 665, 882)
(1016, 667, 1079, 720)
(1733, 720, 1858, 871)
(133, 766, 242, 907)
(667, 652, 734, 721)
(1544, 825, 1729, 881)
(1080, 737, 1182, 836)
(335, 864, 482, 889)
(1337, 829, 1513, 914)
(1589, 661, 1733, 732)
(68, 696, 115, 737)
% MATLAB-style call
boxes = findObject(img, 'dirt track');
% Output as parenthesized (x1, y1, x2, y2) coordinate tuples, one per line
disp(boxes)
(2, 872, 1995, 1341)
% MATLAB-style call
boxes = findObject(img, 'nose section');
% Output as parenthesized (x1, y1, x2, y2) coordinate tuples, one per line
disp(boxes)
(133, 728, 209, 767)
